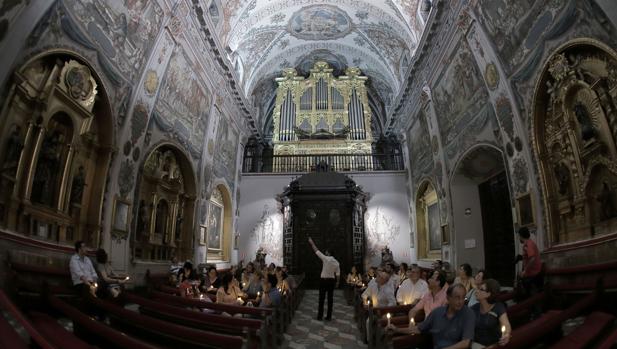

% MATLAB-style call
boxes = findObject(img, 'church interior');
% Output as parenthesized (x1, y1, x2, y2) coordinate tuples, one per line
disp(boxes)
(1, 0, 617, 348)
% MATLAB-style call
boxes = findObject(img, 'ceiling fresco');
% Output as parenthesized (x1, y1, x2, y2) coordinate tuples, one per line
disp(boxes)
(213, 0, 427, 133)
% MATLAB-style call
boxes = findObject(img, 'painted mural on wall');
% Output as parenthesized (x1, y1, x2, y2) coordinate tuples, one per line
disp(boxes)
(213, 114, 239, 191)
(249, 203, 284, 265)
(433, 39, 489, 145)
(288, 5, 352, 40)
(364, 206, 401, 263)
(62, 0, 163, 83)
(153, 47, 211, 158)
(408, 112, 433, 182)
(0, 0, 28, 43)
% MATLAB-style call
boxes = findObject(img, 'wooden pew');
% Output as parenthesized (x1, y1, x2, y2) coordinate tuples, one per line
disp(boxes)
(0, 289, 56, 349)
(370, 304, 414, 348)
(597, 327, 617, 349)
(0, 311, 29, 349)
(545, 261, 617, 292)
(149, 289, 283, 343)
(8, 261, 74, 297)
(28, 312, 95, 349)
(501, 291, 599, 349)
(85, 295, 247, 349)
(549, 311, 615, 349)
(124, 292, 272, 349)
(46, 295, 160, 349)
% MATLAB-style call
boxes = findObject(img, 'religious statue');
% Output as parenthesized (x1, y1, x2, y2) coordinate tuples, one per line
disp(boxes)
(380, 246, 395, 267)
(553, 163, 571, 196)
(136, 200, 150, 241)
(573, 102, 595, 142)
(255, 247, 267, 269)
(70, 166, 86, 206)
(2, 125, 23, 175)
(32, 131, 64, 206)
(597, 182, 617, 220)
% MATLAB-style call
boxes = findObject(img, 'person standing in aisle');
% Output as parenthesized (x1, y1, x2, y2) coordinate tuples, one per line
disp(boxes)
(308, 236, 340, 321)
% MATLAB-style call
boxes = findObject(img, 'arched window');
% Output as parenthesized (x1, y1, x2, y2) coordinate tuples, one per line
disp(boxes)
(209, 1, 220, 27)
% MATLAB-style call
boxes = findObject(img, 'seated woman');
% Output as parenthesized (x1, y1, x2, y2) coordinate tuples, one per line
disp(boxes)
(258, 274, 281, 308)
(95, 249, 129, 298)
(398, 263, 409, 286)
(266, 263, 276, 275)
(453, 263, 475, 294)
(275, 267, 291, 295)
(241, 262, 255, 287)
(243, 270, 263, 298)
(200, 266, 221, 293)
(471, 279, 511, 347)
(346, 265, 361, 286)
(216, 273, 246, 305)
(178, 261, 199, 298)
(466, 269, 486, 307)
(363, 266, 377, 285)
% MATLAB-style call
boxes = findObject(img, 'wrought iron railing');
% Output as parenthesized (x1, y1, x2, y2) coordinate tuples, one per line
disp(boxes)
(242, 153, 405, 173)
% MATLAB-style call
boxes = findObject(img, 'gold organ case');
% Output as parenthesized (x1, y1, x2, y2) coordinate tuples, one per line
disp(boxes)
(273, 61, 373, 156)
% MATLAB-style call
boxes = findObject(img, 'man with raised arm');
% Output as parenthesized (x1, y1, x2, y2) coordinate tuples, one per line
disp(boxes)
(308, 236, 340, 321)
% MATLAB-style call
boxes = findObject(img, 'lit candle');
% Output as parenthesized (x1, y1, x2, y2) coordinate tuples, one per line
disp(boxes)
(386, 313, 391, 326)
(125, 276, 130, 281)
(208, 285, 214, 289)
(237, 297, 243, 304)
(410, 318, 415, 327)
(403, 301, 407, 305)
(501, 325, 506, 336)
(257, 291, 261, 297)
(243, 282, 246, 287)
(199, 294, 204, 300)
(367, 299, 371, 307)
(93, 283, 98, 288)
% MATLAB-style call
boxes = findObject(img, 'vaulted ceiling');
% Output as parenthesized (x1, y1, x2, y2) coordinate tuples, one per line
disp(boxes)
(211, 0, 429, 136)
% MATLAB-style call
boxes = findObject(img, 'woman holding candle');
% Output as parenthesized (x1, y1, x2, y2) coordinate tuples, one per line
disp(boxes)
(471, 279, 511, 347)
(216, 273, 246, 305)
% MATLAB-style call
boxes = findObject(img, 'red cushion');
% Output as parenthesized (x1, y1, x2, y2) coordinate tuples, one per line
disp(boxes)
(29, 312, 93, 349)
(597, 327, 617, 349)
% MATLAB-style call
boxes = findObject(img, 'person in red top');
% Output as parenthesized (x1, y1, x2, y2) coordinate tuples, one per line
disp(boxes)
(516, 227, 543, 299)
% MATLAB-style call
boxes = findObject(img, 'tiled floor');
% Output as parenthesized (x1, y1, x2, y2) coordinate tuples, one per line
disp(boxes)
(282, 290, 367, 349)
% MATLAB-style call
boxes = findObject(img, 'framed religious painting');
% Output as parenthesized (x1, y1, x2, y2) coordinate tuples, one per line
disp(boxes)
(207, 201, 223, 251)
(427, 201, 442, 251)
(516, 192, 535, 227)
(112, 196, 131, 240)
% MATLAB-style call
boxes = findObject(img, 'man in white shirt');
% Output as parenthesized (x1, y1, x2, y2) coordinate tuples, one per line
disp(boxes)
(69, 240, 98, 297)
(396, 266, 429, 305)
(361, 270, 396, 307)
(308, 237, 340, 321)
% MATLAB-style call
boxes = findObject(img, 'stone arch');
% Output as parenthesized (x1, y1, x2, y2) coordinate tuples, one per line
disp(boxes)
(531, 38, 617, 244)
(206, 181, 234, 262)
(0, 50, 113, 246)
(415, 178, 440, 261)
(449, 144, 516, 286)
(132, 142, 198, 262)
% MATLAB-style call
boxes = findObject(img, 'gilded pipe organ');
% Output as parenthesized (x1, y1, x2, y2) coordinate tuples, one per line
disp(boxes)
(273, 61, 373, 157)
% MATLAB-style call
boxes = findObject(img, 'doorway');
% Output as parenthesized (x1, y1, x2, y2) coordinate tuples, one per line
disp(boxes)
(451, 146, 515, 286)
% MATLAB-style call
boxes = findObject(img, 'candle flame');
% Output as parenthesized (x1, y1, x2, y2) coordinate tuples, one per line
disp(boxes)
(501, 325, 506, 333)
(387, 313, 391, 319)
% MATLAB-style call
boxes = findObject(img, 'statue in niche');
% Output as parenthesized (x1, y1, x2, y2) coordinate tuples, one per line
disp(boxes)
(597, 182, 617, 220)
(2, 125, 23, 176)
(174, 198, 184, 241)
(69, 166, 87, 207)
(380, 246, 395, 267)
(136, 199, 150, 241)
(573, 102, 595, 142)
(553, 163, 571, 196)
(32, 131, 64, 206)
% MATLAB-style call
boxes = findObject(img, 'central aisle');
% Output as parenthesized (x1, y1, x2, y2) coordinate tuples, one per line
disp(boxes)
(283, 289, 368, 349)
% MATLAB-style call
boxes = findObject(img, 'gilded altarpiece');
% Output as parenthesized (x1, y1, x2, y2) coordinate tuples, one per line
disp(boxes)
(272, 61, 373, 163)
(0, 56, 112, 246)
(534, 41, 617, 244)
(133, 147, 195, 261)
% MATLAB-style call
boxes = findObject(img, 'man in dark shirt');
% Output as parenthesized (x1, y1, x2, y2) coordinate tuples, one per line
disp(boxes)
(413, 283, 475, 349)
